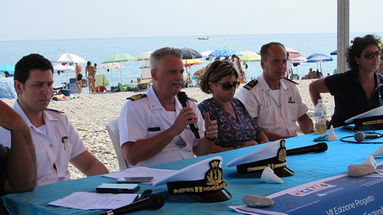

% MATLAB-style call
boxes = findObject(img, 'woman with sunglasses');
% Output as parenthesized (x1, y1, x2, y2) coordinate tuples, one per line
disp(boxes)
(309, 34, 383, 127)
(198, 60, 269, 153)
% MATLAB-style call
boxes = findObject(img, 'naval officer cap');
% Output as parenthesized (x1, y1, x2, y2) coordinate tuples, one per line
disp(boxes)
(344, 106, 383, 128)
(153, 156, 231, 202)
(226, 140, 294, 177)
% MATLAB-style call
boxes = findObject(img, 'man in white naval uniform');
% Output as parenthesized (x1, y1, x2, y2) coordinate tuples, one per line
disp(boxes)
(237, 42, 314, 141)
(0, 54, 109, 186)
(119, 47, 218, 167)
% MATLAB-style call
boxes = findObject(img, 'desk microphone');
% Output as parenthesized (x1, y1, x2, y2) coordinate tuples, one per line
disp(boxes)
(354, 131, 383, 142)
(286, 142, 328, 156)
(100, 194, 164, 215)
(177, 92, 200, 139)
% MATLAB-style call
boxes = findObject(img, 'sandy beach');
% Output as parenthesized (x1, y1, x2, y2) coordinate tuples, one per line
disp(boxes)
(1, 80, 334, 179)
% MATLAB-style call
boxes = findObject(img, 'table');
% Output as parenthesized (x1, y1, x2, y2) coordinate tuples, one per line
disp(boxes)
(3, 127, 383, 214)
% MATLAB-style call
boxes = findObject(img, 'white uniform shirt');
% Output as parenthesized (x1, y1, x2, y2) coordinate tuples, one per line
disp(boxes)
(236, 75, 308, 137)
(119, 87, 205, 167)
(0, 101, 87, 186)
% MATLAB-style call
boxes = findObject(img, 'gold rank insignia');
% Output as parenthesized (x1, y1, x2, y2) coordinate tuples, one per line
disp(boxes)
(127, 94, 147, 101)
(243, 80, 258, 90)
(277, 140, 287, 162)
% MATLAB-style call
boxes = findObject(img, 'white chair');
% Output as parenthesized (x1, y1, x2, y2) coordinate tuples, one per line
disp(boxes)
(106, 119, 128, 171)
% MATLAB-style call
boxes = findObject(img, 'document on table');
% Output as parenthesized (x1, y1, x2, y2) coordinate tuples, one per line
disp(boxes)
(48, 192, 138, 210)
(103, 167, 176, 185)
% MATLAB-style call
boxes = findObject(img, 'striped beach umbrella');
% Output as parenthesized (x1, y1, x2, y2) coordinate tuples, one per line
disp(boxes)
(209, 48, 242, 58)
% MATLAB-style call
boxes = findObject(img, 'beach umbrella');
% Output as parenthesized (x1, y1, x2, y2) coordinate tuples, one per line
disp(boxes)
(306, 53, 333, 73)
(54, 53, 86, 64)
(0, 77, 17, 98)
(182, 59, 204, 67)
(0, 64, 15, 75)
(53, 64, 75, 73)
(330, 50, 337, 55)
(286, 47, 301, 59)
(103, 53, 137, 83)
(201, 50, 213, 58)
(209, 48, 242, 58)
(103, 53, 137, 63)
(289, 57, 307, 63)
(239, 51, 261, 62)
(98, 63, 125, 86)
(180, 48, 202, 59)
(137, 51, 153, 61)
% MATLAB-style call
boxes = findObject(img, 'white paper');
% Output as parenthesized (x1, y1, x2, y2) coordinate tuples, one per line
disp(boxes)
(103, 167, 176, 185)
(229, 205, 288, 215)
(48, 192, 138, 210)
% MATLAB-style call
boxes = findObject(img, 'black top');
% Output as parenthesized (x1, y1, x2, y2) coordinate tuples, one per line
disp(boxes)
(325, 69, 383, 127)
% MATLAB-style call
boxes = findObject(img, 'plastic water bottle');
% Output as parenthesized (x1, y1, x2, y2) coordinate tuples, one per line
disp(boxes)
(314, 99, 327, 134)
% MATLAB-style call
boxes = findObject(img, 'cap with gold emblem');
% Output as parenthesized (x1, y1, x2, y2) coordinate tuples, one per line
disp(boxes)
(152, 156, 231, 202)
(226, 140, 294, 177)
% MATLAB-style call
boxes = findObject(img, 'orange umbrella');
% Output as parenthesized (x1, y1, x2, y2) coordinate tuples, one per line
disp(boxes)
(182, 59, 204, 67)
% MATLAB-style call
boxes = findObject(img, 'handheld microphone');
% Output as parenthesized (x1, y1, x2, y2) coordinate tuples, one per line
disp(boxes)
(354, 131, 383, 142)
(177, 92, 200, 139)
(286, 142, 328, 156)
(100, 194, 164, 215)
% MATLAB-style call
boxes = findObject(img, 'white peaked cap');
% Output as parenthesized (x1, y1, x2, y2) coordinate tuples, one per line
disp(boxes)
(153, 156, 223, 186)
(226, 140, 281, 167)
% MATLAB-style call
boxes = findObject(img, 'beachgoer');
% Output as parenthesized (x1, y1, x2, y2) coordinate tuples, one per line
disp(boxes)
(86, 61, 96, 93)
(231, 54, 246, 83)
(309, 34, 383, 127)
(0, 100, 36, 213)
(75, 63, 83, 93)
(237, 42, 314, 141)
(0, 54, 109, 186)
(118, 47, 218, 167)
(198, 60, 269, 153)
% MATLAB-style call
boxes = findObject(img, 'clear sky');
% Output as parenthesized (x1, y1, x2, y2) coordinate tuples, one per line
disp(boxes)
(0, 0, 382, 41)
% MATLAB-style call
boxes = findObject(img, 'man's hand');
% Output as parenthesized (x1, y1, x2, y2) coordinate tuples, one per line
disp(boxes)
(169, 107, 198, 136)
(203, 112, 218, 141)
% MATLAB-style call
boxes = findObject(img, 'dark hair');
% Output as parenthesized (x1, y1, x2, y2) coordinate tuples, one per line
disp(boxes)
(199, 60, 238, 94)
(14, 54, 53, 84)
(260, 42, 286, 60)
(87, 61, 91, 66)
(347, 34, 381, 70)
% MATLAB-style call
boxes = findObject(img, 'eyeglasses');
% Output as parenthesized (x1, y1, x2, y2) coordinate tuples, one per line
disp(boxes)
(214, 81, 240, 90)
(363, 51, 381, 60)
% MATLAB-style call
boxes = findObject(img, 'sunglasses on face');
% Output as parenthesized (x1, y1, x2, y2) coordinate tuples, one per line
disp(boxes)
(214, 81, 240, 90)
(363, 51, 381, 60)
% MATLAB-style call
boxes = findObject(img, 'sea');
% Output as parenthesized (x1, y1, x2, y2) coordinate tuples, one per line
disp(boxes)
(1, 32, 382, 89)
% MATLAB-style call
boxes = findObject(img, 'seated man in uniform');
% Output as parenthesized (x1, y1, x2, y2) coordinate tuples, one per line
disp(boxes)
(119, 47, 218, 166)
(0, 100, 36, 213)
(0, 54, 109, 186)
(237, 42, 314, 141)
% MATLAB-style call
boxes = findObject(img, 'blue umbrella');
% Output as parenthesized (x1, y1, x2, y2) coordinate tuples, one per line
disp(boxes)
(330, 50, 337, 55)
(0, 64, 15, 75)
(208, 48, 242, 58)
(306, 53, 333, 73)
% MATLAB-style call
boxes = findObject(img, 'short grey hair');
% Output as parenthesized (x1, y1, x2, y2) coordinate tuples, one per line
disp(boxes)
(150, 47, 182, 69)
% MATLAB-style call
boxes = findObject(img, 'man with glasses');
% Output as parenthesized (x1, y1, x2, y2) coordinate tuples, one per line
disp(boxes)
(309, 34, 383, 127)
(118, 47, 218, 167)
(237, 42, 313, 141)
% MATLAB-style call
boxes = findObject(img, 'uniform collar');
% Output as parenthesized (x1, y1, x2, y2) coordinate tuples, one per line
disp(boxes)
(13, 100, 58, 128)
(259, 74, 288, 91)
(147, 86, 182, 111)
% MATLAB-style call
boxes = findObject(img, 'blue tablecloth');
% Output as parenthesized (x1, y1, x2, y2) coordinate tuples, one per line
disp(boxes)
(3, 127, 383, 215)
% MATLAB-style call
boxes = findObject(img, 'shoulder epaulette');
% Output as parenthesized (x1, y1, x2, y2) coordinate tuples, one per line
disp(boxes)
(243, 80, 258, 90)
(187, 97, 198, 103)
(283, 77, 298, 85)
(46, 108, 64, 113)
(127, 94, 147, 101)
